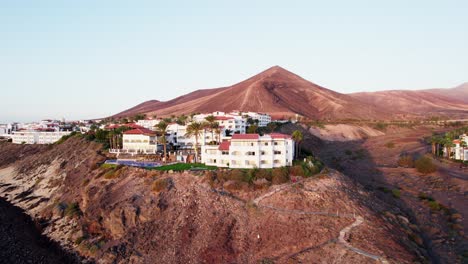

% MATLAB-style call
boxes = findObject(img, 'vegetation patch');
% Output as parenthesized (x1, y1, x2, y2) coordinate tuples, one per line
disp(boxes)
(149, 163, 216, 172)
(397, 155, 414, 168)
(415, 156, 437, 174)
(65, 202, 82, 218)
(152, 178, 172, 192)
(385, 141, 395, 148)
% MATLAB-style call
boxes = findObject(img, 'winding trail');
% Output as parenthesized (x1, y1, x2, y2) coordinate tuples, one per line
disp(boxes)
(252, 179, 389, 263)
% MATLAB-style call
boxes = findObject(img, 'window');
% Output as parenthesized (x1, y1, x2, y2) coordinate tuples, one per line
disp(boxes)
(250, 142, 254, 146)
(222, 151, 229, 155)
(246, 151, 255, 156)
(274, 142, 278, 146)
(274, 160, 280, 164)
(274, 151, 281, 155)
(261, 151, 266, 155)
(264, 142, 268, 146)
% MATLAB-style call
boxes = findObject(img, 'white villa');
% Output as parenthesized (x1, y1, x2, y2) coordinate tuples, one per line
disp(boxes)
(136, 118, 162, 129)
(244, 112, 271, 127)
(201, 133, 294, 169)
(166, 123, 226, 149)
(451, 134, 468, 161)
(122, 128, 158, 154)
(11, 131, 71, 144)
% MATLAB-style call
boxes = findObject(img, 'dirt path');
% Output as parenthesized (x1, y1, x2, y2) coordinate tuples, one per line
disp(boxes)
(253, 179, 389, 263)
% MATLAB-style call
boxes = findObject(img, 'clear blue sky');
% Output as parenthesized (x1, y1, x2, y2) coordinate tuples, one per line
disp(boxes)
(1, 0, 467, 123)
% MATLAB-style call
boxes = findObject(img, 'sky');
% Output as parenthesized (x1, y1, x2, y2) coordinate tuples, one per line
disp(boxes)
(1, 0, 467, 123)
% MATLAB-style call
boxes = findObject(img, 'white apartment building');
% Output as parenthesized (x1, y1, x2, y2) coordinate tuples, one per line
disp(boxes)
(244, 112, 271, 127)
(201, 133, 294, 169)
(11, 131, 71, 144)
(136, 119, 161, 129)
(122, 128, 158, 154)
(451, 134, 468, 161)
(166, 123, 225, 149)
(214, 116, 246, 134)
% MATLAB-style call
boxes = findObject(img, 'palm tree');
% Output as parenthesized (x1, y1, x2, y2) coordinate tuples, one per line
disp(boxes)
(429, 135, 438, 156)
(443, 137, 454, 159)
(185, 122, 204, 163)
(155, 121, 169, 163)
(292, 130, 303, 159)
(204, 115, 216, 143)
(460, 140, 467, 161)
(212, 123, 221, 144)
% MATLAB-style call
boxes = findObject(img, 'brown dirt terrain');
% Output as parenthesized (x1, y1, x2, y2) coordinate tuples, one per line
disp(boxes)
(113, 66, 468, 120)
(283, 123, 468, 263)
(0, 136, 428, 263)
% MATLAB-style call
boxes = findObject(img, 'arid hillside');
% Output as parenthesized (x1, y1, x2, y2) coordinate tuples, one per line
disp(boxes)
(425, 82, 468, 104)
(0, 138, 429, 263)
(350, 89, 468, 118)
(114, 66, 388, 120)
(279, 123, 468, 263)
(113, 66, 468, 120)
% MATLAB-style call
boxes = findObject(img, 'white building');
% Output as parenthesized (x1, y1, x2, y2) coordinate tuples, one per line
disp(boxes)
(244, 112, 272, 127)
(451, 134, 468, 161)
(201, 133, 294, 169)
(166, 123, 225, 149)
(122, 128, 158, 154)
(11, 131, 71, 144)
(136, 119, 161, 129)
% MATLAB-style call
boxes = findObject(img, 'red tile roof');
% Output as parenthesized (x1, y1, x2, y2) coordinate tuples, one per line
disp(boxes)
(270, 133, 292, 139)
(218, 141, 231, 151)
(123, 128, 156, 136)
(453, 140, 461, 144)
(232, 134, 259, 140)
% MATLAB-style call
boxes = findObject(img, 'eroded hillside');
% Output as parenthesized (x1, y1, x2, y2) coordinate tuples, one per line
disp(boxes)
(0, 138, 429, 263)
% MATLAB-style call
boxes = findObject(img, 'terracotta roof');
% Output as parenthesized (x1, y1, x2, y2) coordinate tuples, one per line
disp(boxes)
(123, 128, 156, 136)
(270, 133, 292, 139)
(218, 141, 231, 151)
(231, 134, 259, 140)
(453, 140, 461, 144)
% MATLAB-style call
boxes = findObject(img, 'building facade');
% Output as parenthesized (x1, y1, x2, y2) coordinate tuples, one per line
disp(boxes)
(122, 128, 158, 154)
(11, 131, 71, 144)
(201, 133, 294, 169)
(451, 134, 468, 161)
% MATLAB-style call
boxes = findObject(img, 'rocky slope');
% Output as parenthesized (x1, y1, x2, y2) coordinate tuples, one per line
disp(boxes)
(113, 66, 388, 120)
(113, 66, 468, 120)
(0, 138, 429, 263)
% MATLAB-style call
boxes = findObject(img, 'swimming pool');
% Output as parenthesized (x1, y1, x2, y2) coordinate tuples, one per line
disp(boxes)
(104, 160, 161, 168)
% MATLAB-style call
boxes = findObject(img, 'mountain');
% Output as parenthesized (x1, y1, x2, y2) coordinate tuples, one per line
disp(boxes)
(114, 66, 468, 120)
(424, 82, 468, 104)
(350, 84, 468, 118)
(114, 66, 387, 120)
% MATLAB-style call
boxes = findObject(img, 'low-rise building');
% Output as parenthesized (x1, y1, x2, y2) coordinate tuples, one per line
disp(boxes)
(451, 134, 468, 161)
(11, 131, 71, 144)
(244, 112, 271, 127)
(136, 119, 161, 129)
(122, 128, 158, 154)
(201, 133, 294, 169)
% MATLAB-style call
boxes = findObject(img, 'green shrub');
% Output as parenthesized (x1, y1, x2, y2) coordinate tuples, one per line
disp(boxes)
(415, 156, 437, 174)
(271, 168, 289, 185)
(398, 155, 414, 168)
(345, 149, 352, 155)
(255, 169, 272, 181)
(428, 200, 441, 211)
(374, 122, 388, 131)
(152, 178, 169, 192)
(418, 192, 428, 200)
(392, 189, 401, 198)
(65, 202, 82, 218)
